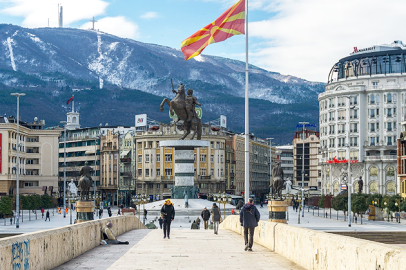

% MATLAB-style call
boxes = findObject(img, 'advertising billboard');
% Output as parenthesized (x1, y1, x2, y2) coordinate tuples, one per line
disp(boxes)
(135, 114, 147, 127)
(220, 115, 227, 128)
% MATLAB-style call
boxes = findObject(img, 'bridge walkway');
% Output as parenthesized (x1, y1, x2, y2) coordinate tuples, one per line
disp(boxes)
(54, 228, 305, 270)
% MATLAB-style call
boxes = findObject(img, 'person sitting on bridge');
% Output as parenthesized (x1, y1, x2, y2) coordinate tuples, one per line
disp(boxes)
(191, 220, 198, 229)
(101, 222, 129, 245)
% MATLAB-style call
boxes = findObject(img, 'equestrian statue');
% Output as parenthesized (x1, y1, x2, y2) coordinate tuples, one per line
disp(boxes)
(160, 80, 202, 140)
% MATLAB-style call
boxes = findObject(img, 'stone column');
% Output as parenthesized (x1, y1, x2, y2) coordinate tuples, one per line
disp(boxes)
(160, 140, 209, 199)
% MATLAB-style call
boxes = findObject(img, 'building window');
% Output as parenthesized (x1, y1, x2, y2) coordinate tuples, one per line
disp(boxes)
(220, 155, 224, 163)
(370, 94, 375, 104)
(145, 169, 149, 177)
(165, 154, 172, 162)
(211, 155, 214, 162)
(138, 155, 142, 163)
(220, 169, 223, 176)
(165, 168, 172, 176)
(200, 154, 207, 162)
(145, 154, 150, 162)
(211, 168, 214, 176)
(148, 183, 153, 188)
(157, 154, 160, 162)
(387, 108, 392, 117)
(370, 137, 375, 146)
(387, 93, 392, 103)
(113, 165, 117, 171)
(370, 109, 375, 118)
(387, 136, 392, 146)
(156, 184, 160, 189)
(138, 169, 142, 176)
(370, 123, 375, 132)
(201, 168, 206, 176)
(156, 169, 160, 176)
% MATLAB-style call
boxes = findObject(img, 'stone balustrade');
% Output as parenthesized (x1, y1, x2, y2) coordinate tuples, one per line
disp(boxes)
(220, 215, 406, 270)
(0, 215, 146, 270)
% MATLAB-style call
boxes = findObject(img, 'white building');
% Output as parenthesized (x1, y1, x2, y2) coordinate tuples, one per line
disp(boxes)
(319, 41, 403, 195)
(276, 145, 294, 181)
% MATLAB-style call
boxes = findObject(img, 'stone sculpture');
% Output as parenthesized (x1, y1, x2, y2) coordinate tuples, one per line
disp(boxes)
(271, 163, 284, 199)
(78, 161, 93, 201)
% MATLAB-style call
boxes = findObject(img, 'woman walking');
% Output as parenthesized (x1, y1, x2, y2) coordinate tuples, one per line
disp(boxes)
(160, 199, 175, 239)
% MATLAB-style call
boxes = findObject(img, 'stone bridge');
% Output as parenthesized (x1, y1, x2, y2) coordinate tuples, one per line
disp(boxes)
(1, 215, 405, 270)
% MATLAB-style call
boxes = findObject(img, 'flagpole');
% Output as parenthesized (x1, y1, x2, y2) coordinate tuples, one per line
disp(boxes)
(244, 0, 249, 203)
(72, 95, 74, 112)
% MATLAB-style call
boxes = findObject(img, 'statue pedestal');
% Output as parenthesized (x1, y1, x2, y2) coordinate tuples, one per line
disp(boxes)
(160, 140, 209, 199)
(75, 200, 95, 223)
(268, 200, 288, 224)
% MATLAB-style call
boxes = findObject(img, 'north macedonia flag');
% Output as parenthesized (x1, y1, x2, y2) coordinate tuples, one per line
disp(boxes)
(181, 0, 245, 61)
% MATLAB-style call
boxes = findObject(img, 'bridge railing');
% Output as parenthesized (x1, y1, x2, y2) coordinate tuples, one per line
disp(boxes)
(0, 215, 146, 270)
(220, 215, 406, 270)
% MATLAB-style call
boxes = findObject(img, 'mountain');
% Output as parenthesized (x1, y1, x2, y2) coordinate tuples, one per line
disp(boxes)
(0, 24, 324, 144)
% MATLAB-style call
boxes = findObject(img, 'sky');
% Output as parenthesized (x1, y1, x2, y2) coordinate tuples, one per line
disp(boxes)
(1, 0, 406, 82)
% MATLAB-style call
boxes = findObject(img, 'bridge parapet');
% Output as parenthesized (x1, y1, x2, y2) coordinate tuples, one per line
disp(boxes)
(0, 215, 146, 270)
(220, 215, 406, 270)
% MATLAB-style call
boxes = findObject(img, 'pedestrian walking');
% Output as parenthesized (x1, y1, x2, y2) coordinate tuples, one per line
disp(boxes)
(58, 207, 61, 214)
(161, 199, 175, 239)
(144, 209, 148, 220)
(65, 207, 68, 215)
(201, 207, 211, 229)
(118, 208, 121, 216)
(45, 210, 51, 221)
(41, 208, 44, 218)
(158, 214, 163, 229)
(240, 198, 260, 252)
(260, 201, 263, 208)
(108, 207, 112, 217)
(231, 208, 235, 215)
(196, 216, 201, 229)
(211, 203, 221, 235)
(99, 208, 103, 219)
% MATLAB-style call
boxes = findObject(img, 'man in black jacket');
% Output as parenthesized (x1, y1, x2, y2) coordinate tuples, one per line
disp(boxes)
(160, 199, 175, 239)
(240, 198, 260, 251)
(201, 207, 211, 229)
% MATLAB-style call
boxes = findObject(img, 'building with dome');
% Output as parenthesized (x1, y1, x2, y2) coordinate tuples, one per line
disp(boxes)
(319, 41, 405, 195)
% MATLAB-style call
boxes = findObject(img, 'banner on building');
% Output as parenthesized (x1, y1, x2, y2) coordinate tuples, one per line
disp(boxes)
(135, 114, 147, 127)
(220, 115, 227, 128)
(0, 133, 2, 173)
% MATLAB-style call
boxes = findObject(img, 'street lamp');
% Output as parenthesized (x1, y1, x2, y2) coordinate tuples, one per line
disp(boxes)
(344, 95, 355, 227)
(215, 192, 230, 221)
(395, 199, 401, 223)
(10, 92, 25, 228)
(60, 121, 67, 218)
(266, 138, 274, 196)
(299, 121, 309, 218)
(384, 201, 389, 222)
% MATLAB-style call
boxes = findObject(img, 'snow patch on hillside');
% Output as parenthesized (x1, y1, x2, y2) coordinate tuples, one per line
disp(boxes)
(6, 37, 17, 71)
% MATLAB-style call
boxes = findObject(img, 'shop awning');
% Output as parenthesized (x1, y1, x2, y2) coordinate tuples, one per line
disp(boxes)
(120, 150, 131, 157)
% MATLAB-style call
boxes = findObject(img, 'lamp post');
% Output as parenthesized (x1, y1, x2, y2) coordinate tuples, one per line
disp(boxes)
(345, 96, 355, 227)
(299, 122, 309, 218)
(10, 92, 25, 228)
(216, 192, 230, 221)
(395, 199, 401, 223)
(373, 199, 380, 220)
(266, 138, 274, 196)
(60, 121, 67, 218)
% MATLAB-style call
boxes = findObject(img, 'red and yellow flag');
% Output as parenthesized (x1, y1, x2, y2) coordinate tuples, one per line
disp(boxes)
(181, 0, 245, 61)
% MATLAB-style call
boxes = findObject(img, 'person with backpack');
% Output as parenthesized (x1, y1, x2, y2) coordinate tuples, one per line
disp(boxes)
(240, 198, 260, 251)
(201, 207, 211, 229)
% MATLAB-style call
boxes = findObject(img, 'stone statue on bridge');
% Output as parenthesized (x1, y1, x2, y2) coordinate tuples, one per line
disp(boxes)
(271, 163, 284, 199)
(358, 176, 363, 193)
(78, 161, 93, 201)
(285, 178, 292, 194)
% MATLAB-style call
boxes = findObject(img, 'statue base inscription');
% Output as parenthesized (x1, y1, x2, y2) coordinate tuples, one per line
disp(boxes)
(268, 200, 288, 224)
(75, 200, 95, 223)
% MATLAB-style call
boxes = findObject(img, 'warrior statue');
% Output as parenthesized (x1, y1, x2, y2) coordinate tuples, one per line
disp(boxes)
(285, 177, 292, 194)
(78, 161, 93, 201)
(358, 176, 364, 193)
(271, 163, 284, 199)
(160, 81, 202, 140)
(68, 179, 78, 196)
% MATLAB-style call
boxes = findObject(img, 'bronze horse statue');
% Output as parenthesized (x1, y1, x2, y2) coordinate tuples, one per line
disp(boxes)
(271, 163, 284, 199)
(160, 83, 202, 140)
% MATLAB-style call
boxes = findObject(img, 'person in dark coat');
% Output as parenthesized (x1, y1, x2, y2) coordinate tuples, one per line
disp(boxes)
(158, 214, 163, 229)
(160, 199, 175, 239)
(201, 207, 211, 229)
(240, 198, 260, 251)
(144, 208, 148, 220)
(211, 203, 221, 235)
(45, 210, 50, 221)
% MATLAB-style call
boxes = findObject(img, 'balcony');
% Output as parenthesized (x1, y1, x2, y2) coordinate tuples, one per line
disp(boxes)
(120, 172, 132, 177)
(364, 155, 396, 161)
(161, 176, 173, 180)
(120, 158, 131, 163)
(200, 176, 211, 180)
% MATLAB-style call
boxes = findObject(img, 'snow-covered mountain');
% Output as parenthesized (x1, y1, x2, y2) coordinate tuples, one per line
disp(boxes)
(0, 24, 323, 143)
